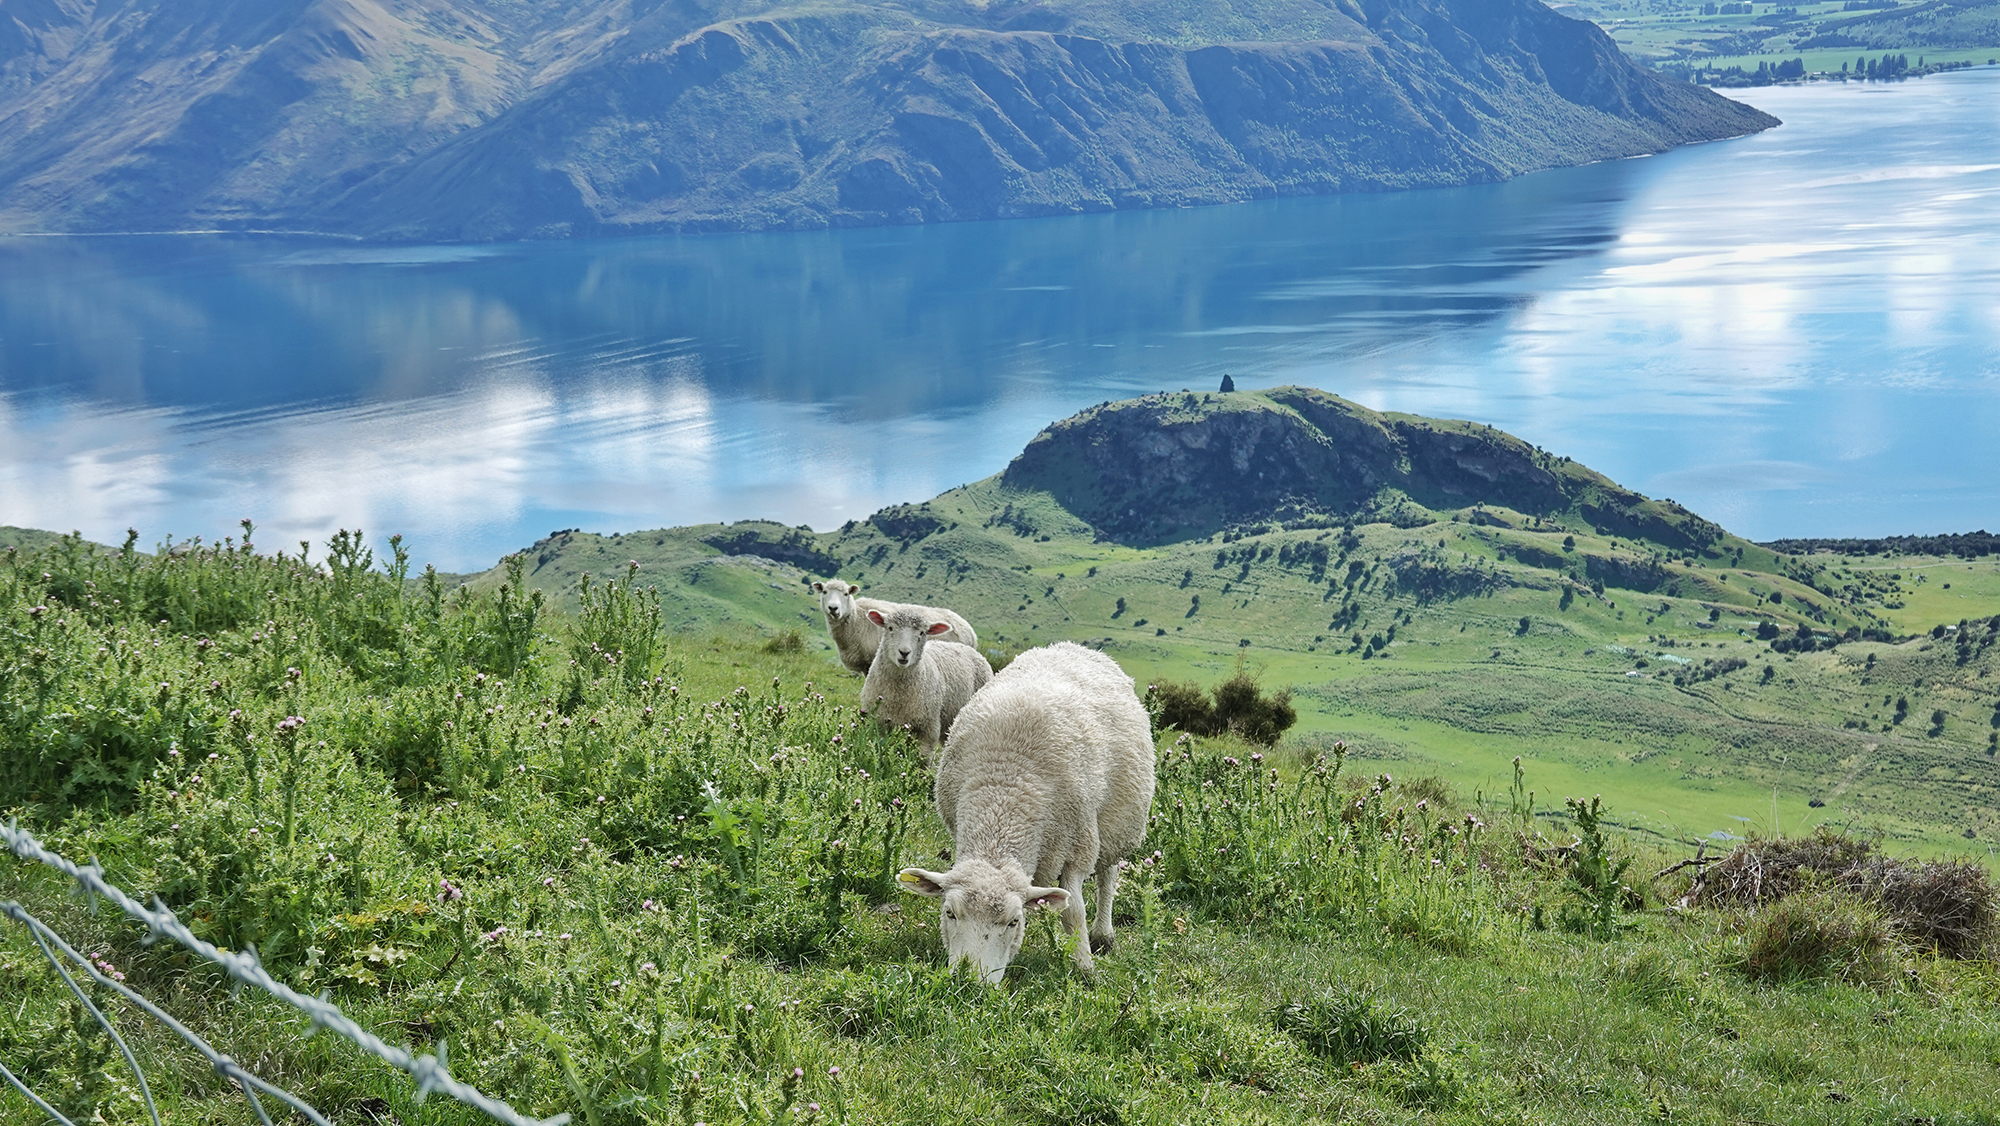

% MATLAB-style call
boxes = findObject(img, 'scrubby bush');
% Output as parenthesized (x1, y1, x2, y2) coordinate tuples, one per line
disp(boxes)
(1690, 830, 1997, 958)
(1144, 663, 1297, 745)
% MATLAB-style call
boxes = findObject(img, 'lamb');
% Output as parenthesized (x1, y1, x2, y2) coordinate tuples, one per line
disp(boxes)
(858, 606, 992, 758)
(897, 641, 1155, 985)
(810, 578, 977, 675)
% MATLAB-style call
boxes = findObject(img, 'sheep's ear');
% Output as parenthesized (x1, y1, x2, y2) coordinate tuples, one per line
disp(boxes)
(866, 609, 888, 627)
(811, 581, 825, 593)
(898, 869, 950, 897)
(1026, 886, 1068, 912)
(925, 622, 951, 636)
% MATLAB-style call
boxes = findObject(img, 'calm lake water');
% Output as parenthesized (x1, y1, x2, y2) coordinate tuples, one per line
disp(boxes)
(3, 70, 1997, 571)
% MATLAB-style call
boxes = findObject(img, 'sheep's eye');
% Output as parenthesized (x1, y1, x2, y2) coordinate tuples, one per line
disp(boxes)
(1007, 919, 1018, 928)
(945, 910, 957, 920)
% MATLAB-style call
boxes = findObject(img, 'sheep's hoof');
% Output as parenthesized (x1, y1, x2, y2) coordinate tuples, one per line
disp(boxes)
(1089, 934, 1114, 955)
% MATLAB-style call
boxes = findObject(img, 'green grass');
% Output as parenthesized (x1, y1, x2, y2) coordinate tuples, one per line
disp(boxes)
(4, 532, 1999, 1126)
(459, 465, 2000, 859)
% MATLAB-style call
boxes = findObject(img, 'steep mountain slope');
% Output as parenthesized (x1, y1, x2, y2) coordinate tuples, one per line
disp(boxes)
(0, 0, 1777, 239)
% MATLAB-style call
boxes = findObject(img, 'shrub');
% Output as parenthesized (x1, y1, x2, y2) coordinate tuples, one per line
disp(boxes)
(1690, 830, 1998, 958)
(1144, 664, 1297, 746)
(1211, 669, 1297, 746)
(1728, 889, 1902, 985)
(1146, 680, 1216, 737)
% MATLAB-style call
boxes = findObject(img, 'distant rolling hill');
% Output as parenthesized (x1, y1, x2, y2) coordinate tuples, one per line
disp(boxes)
(9, 390, 1999, 848)
(0, 0, 1776, 240)
(1801, 0, 2000, 50)
(468, 388, 2000, 855)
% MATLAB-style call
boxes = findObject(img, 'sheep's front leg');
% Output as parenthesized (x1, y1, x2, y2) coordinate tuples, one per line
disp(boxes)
(1060, 868, 1093, 974)
(1089, 858, 1121, 954)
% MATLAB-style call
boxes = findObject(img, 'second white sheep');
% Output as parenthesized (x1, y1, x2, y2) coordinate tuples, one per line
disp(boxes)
(858, 605, 992, 758)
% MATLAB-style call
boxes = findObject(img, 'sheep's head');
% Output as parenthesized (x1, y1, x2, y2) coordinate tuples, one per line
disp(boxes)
(867, 607, 950, 669)
(813, 579, 860, 622)
(898, 861, 1065, 985)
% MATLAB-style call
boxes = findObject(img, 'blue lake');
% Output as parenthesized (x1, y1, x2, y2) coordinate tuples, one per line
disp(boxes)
(3, 70, 1997, 572)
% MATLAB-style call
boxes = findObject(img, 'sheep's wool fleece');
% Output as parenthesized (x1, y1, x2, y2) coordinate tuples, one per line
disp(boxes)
(934, 642, 1155, 883)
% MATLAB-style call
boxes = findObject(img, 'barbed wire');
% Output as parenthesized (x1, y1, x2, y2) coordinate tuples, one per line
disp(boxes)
(3, 899, 311, 1126)
(3, 818, 571, 1126)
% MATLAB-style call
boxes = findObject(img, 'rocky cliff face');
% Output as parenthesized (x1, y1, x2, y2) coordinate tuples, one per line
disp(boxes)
(0, 0, 1776, 239)
(1001, 386, 1727, 548)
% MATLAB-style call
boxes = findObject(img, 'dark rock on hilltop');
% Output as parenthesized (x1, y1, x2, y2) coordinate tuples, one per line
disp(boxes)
(0, 0, 1777, 240)
(1002, 386, 1728, 548)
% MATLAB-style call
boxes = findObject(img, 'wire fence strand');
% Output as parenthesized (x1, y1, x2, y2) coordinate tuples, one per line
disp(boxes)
(4, 818, 571, 1126)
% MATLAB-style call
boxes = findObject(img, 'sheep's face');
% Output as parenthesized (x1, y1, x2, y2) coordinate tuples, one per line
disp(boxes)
(813, 580, 857, 622)
(868, 610, 950, 669)
(898, 863, 1065, 986)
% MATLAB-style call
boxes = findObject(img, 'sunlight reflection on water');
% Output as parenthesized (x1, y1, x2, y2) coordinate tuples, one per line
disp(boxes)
(2, 70, 1997, 570)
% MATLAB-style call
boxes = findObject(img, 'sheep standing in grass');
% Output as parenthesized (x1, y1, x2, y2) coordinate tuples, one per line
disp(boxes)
(898, 642, 1155, 984)
(811, 578, 978, 675)
(858, 606, 992, 758)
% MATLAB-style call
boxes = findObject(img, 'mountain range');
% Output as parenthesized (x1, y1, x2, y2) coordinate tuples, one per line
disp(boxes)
(0, 0, 1777, 240)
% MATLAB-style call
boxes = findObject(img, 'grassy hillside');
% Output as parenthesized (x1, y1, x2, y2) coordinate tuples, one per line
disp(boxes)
(469, 390, 2000, 858)
(3, 532, 1997, 1126)
(1571, 0, 2000, 70)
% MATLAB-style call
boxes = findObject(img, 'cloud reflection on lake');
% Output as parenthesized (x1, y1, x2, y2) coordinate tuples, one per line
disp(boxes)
(2, 70, 1998, 570)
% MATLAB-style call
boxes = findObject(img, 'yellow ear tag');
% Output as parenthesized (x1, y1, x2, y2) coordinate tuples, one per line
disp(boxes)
(898, 872, 922, 884)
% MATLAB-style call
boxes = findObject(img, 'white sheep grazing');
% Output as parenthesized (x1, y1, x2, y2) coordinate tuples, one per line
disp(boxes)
(897, 641, 1155, 985)
(810, 578, 978, 675)
(858, 606, 992, 757)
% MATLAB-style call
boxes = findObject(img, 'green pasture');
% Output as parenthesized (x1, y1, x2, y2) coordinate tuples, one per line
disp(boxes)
(4, 531, 1999, 1126)
(475, 471, 2000, 862)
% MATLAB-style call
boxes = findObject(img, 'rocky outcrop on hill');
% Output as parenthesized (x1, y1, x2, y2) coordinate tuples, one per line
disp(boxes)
(1001, 386, 1729, 548)
(0, 0, 1778, 239)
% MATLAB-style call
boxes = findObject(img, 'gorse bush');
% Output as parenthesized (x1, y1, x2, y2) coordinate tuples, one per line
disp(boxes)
(1144, 662, 1298, 746)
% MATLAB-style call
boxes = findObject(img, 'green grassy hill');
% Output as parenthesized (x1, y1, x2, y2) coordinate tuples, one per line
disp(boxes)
(4, 517, 1998, 1126)
(470, 389, 2000, 856)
